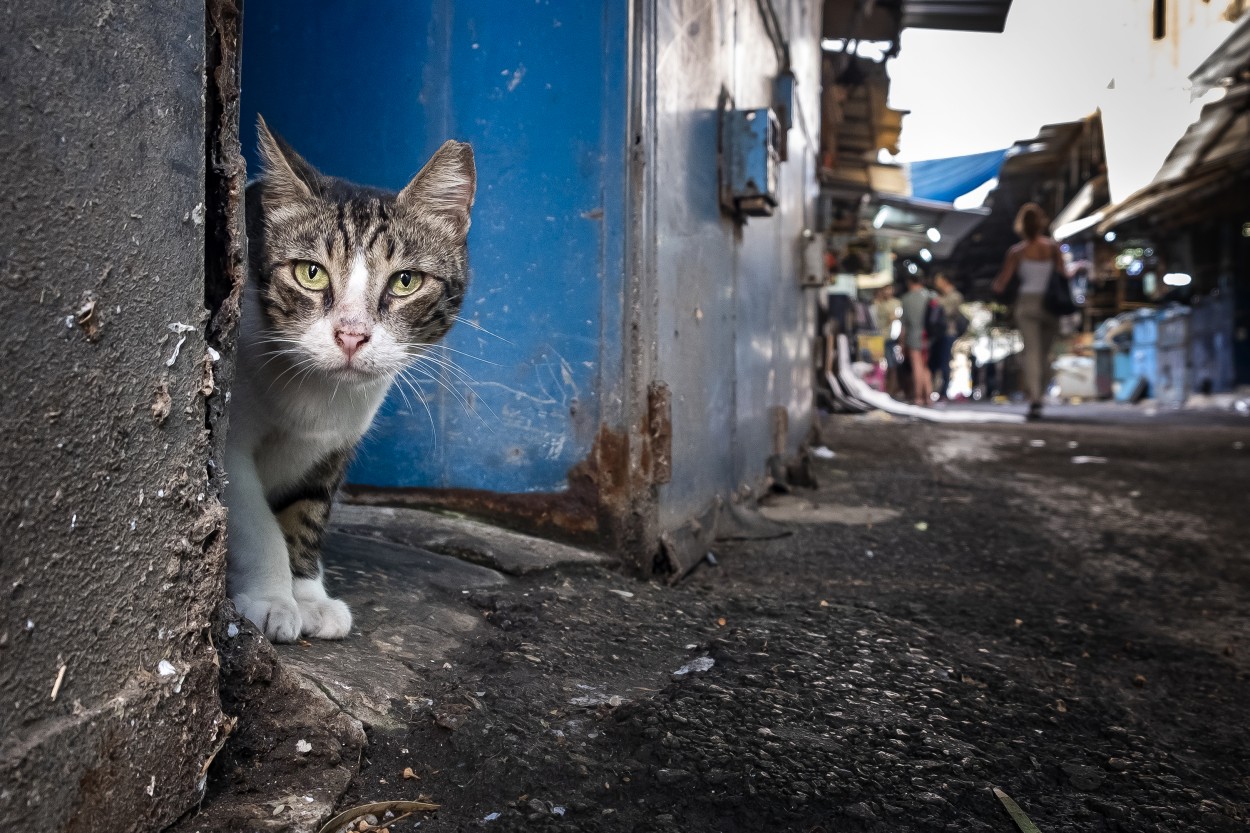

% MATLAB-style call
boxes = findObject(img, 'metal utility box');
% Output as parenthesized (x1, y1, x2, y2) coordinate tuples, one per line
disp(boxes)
(1191, 293, 1235, 394)
(1119, 309, 1160, 401)
(723, 107, 781, 217)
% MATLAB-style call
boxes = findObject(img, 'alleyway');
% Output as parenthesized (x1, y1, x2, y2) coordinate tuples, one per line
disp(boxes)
(207, 412, 1249, 833)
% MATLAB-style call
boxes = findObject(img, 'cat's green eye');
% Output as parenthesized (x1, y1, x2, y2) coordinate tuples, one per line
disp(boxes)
(389, 270, 425, 297)
(293, 260, 329, 291)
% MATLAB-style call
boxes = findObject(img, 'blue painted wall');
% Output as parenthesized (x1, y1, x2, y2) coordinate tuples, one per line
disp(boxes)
(241, 1, 628, 494)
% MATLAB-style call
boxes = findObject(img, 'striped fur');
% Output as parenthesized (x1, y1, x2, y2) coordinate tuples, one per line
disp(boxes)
(224, 117, 475, 642)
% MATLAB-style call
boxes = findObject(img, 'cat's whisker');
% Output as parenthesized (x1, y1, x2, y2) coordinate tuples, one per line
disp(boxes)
(405, 350, 481, 389)
(408, 354, 503, 427)
(416, 342, 501, 367)
(269, 357, 321, 397)
(395, 371, 438, 442)
(402, 361, 497, 433)
(448, 315, 513, 345)
(402, 366, 473, 427)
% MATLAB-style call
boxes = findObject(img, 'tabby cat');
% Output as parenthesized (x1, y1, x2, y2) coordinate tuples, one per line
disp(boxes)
(225, 117, 475, 642)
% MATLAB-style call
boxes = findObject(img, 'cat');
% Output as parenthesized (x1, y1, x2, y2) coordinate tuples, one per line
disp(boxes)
(225, 117, 475, 642)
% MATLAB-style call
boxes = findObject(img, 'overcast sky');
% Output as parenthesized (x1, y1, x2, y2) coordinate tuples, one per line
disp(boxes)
(887, 0, 1233, 168)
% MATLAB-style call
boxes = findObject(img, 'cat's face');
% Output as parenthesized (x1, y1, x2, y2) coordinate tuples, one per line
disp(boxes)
(246, 118, 475, 383)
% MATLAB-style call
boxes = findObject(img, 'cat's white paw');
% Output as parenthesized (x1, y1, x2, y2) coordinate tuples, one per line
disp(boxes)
(234, 593, 303, 643)
(297, 595, 353, 640)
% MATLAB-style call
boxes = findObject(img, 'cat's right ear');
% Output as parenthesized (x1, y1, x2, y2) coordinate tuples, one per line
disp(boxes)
(256, 115, 321, 201)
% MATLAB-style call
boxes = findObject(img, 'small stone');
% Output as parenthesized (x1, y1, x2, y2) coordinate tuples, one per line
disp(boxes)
(1062, 762, 1106, 791)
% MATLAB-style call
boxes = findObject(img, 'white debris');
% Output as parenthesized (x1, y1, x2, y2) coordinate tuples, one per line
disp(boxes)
(1071, 456, 1108, 465)
(157, 660, 177, 677)
(607, 588, 634, 599)
(166, 322, 195, 367)
(553, 806, 566, 816)
(673, 656, 715, 677)
(190, 203, 205, 225)
(1068, 441, 1079, 449)
(295, 739, 312, 754)
(484, 812, 501, 822)
(811, 446, 837, 459)
(146, 775, 156, 797)
(1028, 439, 1046, 448)
(569, 692, 625, 708)
(65, 315, 75, 329)
(207, 346, 220, 362)
(226, 623, 239, 638)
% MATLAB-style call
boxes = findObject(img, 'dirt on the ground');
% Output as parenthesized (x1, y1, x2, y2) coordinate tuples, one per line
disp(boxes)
(215, 413, 1250, 832)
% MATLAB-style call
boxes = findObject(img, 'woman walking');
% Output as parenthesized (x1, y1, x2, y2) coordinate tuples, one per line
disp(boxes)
(992, 203, 1066, 420)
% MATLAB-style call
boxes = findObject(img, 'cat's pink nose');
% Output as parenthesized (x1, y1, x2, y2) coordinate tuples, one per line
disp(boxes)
(334, 329, 370, 360)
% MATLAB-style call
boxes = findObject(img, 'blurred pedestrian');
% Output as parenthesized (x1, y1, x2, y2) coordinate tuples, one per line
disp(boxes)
(873, 284, 902, 397)
(929, 273, 965, 399)
(899, 272, 933, 406)
(992, 202, 1065, 420)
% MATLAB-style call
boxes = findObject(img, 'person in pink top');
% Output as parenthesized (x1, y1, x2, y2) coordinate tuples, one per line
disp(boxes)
(992, 203, 1066, 421)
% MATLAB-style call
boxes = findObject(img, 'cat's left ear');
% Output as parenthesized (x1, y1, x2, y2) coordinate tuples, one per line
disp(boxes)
(398, 141, 476, 239)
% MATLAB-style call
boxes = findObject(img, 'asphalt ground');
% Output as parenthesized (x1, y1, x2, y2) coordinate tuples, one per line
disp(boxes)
(308, 411, 1248, 832)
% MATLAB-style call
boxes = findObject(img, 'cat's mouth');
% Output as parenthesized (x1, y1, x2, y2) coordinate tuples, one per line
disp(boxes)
(328, 363, 382, 382)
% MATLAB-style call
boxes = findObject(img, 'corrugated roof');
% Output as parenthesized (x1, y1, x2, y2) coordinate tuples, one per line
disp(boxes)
(1099, 84, 1250, 230)
(1190, 10, 1250, 95)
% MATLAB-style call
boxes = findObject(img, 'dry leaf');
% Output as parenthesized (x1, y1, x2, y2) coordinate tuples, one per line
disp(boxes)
(315, 801, 440, 833)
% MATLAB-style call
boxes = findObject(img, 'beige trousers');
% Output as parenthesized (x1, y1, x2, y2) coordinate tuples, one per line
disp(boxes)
(1015, 293, 1058, 404)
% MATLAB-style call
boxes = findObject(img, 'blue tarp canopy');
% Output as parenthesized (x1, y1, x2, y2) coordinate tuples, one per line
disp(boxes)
(908, 148, 1007, 203)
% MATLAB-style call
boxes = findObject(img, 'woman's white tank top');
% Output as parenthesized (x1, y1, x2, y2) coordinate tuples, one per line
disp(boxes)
(1018, 258, 1052, 295)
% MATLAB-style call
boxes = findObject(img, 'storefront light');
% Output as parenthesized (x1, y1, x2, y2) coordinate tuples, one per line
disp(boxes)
(873, 207, 888, 229)
(926, 227, 941, 243)
(1104, 231, 1117, 242)
(1163, 272, 1192, 287)
(919, 248, 932, 262)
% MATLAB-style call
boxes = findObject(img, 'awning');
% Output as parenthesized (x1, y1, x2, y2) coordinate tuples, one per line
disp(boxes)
(907, 148, 1008, 203)
(868, 193, 991, 259)
(1098, 83, 1250, 232)
(1097, 168, 1229, 231)
(1051, 174, 1109, 241)
(823, 0, 1014, 40)
(901, 0, 1015, 34)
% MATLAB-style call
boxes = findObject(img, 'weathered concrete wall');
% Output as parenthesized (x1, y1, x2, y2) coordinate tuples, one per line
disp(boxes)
(0, 2, 231, 830)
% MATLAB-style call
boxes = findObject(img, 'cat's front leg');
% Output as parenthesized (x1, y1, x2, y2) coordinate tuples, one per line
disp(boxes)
(274, 492, 353, 640)
(224, 444, 303, 642)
